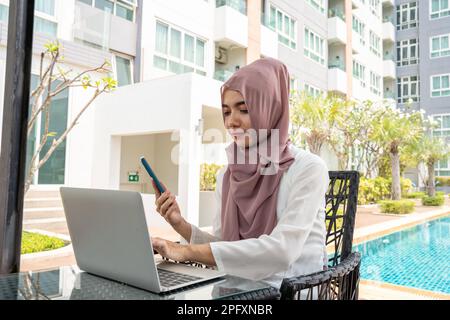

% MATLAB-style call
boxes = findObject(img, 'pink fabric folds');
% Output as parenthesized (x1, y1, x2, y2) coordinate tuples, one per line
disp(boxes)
(220, 57, 295, 241)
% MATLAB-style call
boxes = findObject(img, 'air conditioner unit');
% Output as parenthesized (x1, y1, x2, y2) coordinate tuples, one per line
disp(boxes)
(215, 46, 228, 64)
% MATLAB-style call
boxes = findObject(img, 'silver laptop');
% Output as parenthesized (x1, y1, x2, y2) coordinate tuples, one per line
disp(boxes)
(60, 187, 225, 293)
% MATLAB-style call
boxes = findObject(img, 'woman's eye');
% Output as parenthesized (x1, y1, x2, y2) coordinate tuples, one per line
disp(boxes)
(240, 110, 249, 114)
(223, 112, 231, 116)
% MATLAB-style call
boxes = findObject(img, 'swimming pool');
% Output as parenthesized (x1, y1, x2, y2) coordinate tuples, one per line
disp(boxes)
(354, 214, 450, 295)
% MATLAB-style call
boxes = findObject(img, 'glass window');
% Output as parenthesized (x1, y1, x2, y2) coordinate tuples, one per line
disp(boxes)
(397, 76, 420, 103)
(271, 5, 296, 50)
(396, 2, 418, 30)
(0, 4, 8, 23)
(396, 38, 419, 66)
(431, 74, 450, 97)
(306, 0, 325, 14)
(37, 81, 69, 185)
(304, 27, 324, 66)
(196, 39, 205, 67)
(95, 0, 114, 13)
(35, 0, 55, 16)
(369, 31, 381, 57)
(34, 16, 57, 37)
(170, 29, 181, 59)
(155, 22, 168, 54)
(431, 0, 450, 19)
(430, 34, 450, 58)
(115, 56, 132, 87)
(184, 35, 195, 63)
(116, 1, 134, 21)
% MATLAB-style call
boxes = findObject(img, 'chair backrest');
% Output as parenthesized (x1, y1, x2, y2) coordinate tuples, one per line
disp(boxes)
(325, 171, 360, 268)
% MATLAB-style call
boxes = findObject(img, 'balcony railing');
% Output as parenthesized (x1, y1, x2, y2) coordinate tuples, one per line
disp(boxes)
(384, 91, 396, 99)
(383, 16, 395, 24)
(214, 69, 234, 82)
(384, 52, 395, 61)
(328, 60, 346, 72)
(216, 0, 247, 16)
(328, 8, 345, 22)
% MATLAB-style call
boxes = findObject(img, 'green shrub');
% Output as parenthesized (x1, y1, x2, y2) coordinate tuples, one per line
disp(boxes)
(436, 176, 450, 186)
(436, 191, 445, 197)
(358, 177, 390, 205)
(21, 231, 66, 254)
(200, 163, 224, 191)
(422, 196, 445, 206)
(404, 192, 425, 199)
(378, 200, 415, 214)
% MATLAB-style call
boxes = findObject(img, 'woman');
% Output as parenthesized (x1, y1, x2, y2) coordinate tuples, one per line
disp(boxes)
(151, 57, 329, 289)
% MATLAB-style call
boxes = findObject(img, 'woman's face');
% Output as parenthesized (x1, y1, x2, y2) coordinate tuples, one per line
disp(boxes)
(222, 89, 254, 148)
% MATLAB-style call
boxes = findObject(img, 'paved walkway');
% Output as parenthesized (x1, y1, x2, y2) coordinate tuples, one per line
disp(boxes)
(19, 197, 450, 300)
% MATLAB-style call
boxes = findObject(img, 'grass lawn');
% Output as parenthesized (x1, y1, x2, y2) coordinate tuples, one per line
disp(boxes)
(21, 231, 67, 254)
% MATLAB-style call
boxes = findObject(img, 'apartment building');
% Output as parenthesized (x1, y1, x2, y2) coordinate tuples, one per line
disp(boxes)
(387, 0, 450, 180)
(0, 0, 431, 226)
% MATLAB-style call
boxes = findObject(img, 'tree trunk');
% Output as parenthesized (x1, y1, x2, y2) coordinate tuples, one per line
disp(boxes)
(427, 161, 436, 197)
(390, 151, 401, 200)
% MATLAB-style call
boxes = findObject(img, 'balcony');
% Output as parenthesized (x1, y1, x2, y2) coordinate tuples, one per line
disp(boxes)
(384, 91, 396, 104)
(328, 62, 347, 94)
(214, 69, 234, 82)
(382, 20, 395, 43)
(383, 60, 396, 79)
(382, 0, 395, 7)
(73, 1, 137, 56)
(214, 4, 248, 48)
(328, 10, 347, 45)
(216, 0, 247, 15)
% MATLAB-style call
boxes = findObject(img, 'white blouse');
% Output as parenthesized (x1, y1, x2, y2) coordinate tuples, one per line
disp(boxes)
(189, 145, 329, 289)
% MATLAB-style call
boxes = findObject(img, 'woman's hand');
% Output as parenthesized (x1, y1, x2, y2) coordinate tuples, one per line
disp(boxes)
(152, 237, 189, 262)
(151, 179, 184, 227)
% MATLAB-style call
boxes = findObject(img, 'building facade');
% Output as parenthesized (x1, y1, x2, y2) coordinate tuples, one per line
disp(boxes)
(0, 0, 448, 226)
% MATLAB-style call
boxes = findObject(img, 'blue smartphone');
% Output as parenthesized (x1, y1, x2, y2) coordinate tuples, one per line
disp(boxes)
(140, 156, 165, 194)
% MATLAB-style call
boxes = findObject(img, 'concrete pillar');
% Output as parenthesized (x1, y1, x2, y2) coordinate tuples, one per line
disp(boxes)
(345, 0, 353, 99)
(246, 0, 262, 64)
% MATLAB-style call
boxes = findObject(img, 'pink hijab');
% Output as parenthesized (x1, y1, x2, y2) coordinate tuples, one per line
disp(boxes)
(220, 57, 295, 241)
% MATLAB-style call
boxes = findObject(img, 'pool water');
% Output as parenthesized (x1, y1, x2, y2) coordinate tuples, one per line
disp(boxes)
(354, 215, 450, 294)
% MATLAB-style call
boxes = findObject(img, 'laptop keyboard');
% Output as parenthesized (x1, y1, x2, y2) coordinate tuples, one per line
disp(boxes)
(157, 269, 202, 288)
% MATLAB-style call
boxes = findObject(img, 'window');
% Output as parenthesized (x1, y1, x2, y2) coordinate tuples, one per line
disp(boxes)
(26, 75, 69, 185)
(431, 0, 450, 19)
(352, 16, 366, 46)
(353, 61, 366, 87)
(370, 71, 381, 96)
(216, 0, 247, 15)
(35, 0, 55, 16)
(397, 76, 420, 103)
(154, 21, 207, 75)
(431, 74, 450, 97)
(289, 77, 298, 92)
(396, 39, 419, 66)
(431, 34, 450, 58)
(0, 4, 8, 23)
(115, 55, 133, 87)
(396, 2, 418, 30)
(369, 31, 381, 57)
(306, 0, 325, 14)
(304, 27, 325, 65)
(369, 0, 380, 18)
(432, 114, 450, 176)
(269, 5, 297, 50)
(305, 84, 324, 97)
(34, 16, 57, 37)
(77, 0, 137, 22)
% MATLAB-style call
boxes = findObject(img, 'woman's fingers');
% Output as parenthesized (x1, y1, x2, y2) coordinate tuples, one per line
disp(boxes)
(160, 196, 175, 215)
(155, 191, 171, 210)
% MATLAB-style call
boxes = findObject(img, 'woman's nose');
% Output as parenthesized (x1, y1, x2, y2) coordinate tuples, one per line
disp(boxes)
(227, 110, 241, 127)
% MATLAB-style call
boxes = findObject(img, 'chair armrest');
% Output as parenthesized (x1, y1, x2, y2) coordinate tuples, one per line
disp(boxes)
(280, 252, 362, 300)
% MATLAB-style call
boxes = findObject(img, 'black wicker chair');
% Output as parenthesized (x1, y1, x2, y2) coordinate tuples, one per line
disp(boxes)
(279, 171, 361, 300)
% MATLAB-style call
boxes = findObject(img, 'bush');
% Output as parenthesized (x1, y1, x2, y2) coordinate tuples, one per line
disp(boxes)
(358, 177, 390, 205)
(422, 196, 445, 206)
(378, 200, 415, 214)
(358, 177, 414, 205)
(200, 163, 224, 191)
(21, 231, 66, 254)
(404, 192, 425, 199)
(436, 191, 445, 197)
(436, 176, 450, 186)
